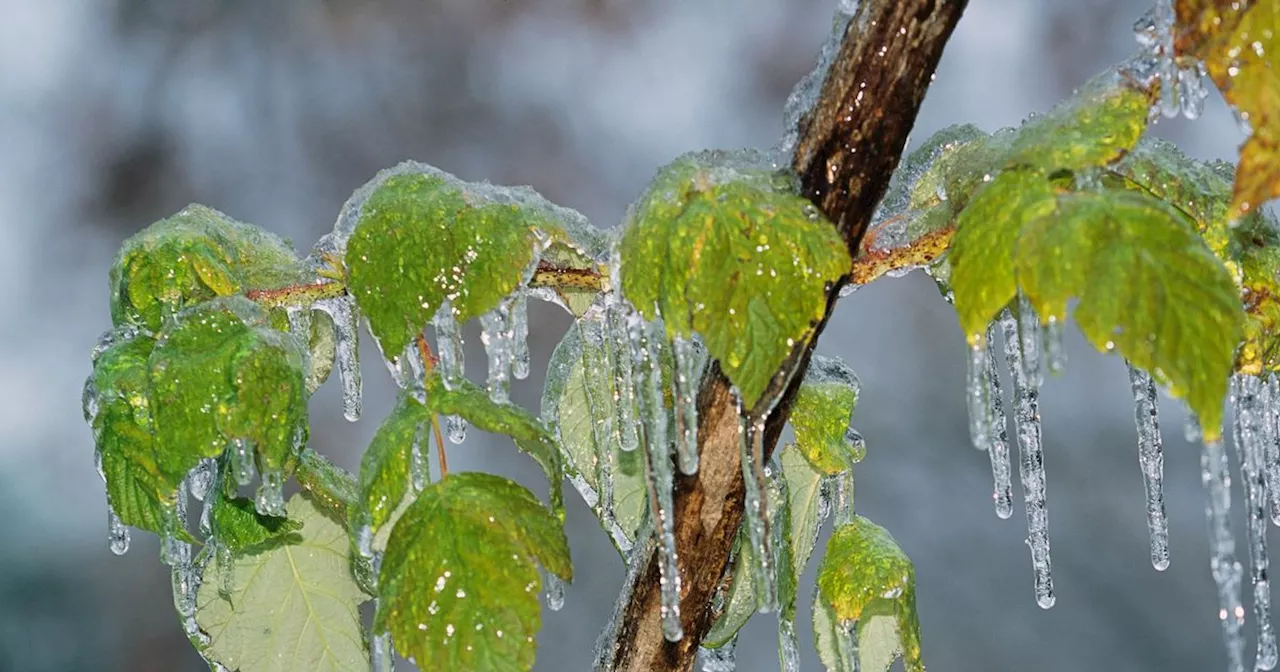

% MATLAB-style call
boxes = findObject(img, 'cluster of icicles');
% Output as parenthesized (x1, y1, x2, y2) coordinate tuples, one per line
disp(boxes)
(964, 297, 1279, 671)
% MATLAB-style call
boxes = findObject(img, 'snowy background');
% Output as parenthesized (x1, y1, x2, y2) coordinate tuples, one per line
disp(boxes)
(0, 0, 1258, 669)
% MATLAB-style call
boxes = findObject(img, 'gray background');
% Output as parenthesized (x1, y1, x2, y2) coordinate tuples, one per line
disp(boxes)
(0, 0, 1259, 670)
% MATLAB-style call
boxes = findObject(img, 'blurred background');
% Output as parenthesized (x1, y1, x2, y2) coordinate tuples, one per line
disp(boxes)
(0, 0, 1261, 669)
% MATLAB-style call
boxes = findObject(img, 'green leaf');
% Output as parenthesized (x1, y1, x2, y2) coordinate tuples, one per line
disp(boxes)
(1015, 190, 1244, 436)
(792, 355, 863, 475)
(618, 150, 850, 407)
(1007, 68, 1154, 172)
(813, 594, 904, 672)
(149, 297, 308, 483)
(353, 395, 433, 553)
(426, 373, 566, 520)
(376, 472, 571, 672)
(949, 170, 1058, 339)
(541, 316, 647, 550)
(815, 516, 923, 672)
(345, 169, 541, 358)
(110, 204, 306, 332)
(529, 207, 610, 317)
(197, 493, 369, 672)
(211, 495, 303, 553)
(296, 448, 358, 521)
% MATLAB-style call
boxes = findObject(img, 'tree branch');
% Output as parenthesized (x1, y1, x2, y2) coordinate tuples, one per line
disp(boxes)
(595, 2, 967, 670)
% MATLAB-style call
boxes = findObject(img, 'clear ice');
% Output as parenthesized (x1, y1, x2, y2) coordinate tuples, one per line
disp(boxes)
(579, 317, 620, 541)
(698, 638, 737, 672)
(672, 336, 702, 475)
(107, 505, 130, 555)
(965, 341, 992, 452)
(544, 569, 567, 612)
(231, 438, 256, 487)
(1265, 376, 1280, 526)
(372, 629, 395, 672)
(606, 300, 640, 452)
(739, 408, 777, 614)
(837, 619, 861, 672)
(410, 421, 430, 493)
(510, 289, 531, 381)
(479, 297, 514, 404)
(314, 295, 363, 422)
(1127, 362, 1169, 571)
(1231, 375, 1277, 670)
(1133, 0, 1208, 120)
(1202, 434, 1246, 672)
(255, 469, 286, 517)
(987, 316, 1014, 520)
(433, 300, 466, 391)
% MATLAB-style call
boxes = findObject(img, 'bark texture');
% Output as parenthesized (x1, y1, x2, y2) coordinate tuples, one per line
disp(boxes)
(597, 2, 968, 669)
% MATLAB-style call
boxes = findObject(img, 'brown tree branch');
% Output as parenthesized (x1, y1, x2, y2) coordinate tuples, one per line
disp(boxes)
(595, 2, 967, 670)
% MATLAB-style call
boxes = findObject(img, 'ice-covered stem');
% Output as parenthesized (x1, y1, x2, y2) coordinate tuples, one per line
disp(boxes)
(244, 252, 348, 308)
(414, 334, 449, 478)
(596, 2, 966, 669)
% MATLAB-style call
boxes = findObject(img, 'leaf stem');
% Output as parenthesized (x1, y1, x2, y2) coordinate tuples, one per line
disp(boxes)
(415, 333, 450, 479)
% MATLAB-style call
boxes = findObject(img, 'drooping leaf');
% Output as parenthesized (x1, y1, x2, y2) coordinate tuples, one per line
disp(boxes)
(295, 448, 358, 521)
(1175, 0, 1280, 217)
(792, 355, 863, 475)
(197, 493, 369, 672)
(949, 170, 1058, 339)
(148, 297, 308, 483)
(815, 516, 923, 672)
(210, 494, 303, 553)
(813, 593, 905, 672)
(1015, 189, 1244, 436)
(376, 472, 571, 672)
(345, 167, 544, 358)
(352, 395, 433, 554)
(426, 372, 565, 520)
(110, 204, 307, 332)
(618, 150, 850, 408)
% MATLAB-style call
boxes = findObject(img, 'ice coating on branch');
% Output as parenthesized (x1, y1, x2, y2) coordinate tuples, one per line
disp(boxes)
(255, 469, 286, 517)
(1266, 376, 1280, 527)
(479, 297, 513, 404)
(510, 289, 531, 380)
(988, 316, 1014, 520)
(107, 505, 130, 555)
(776, 0, 858, 162)
(1132, 1, 1208, 120)
(672, 336, 702, 475)
(1001, 311, 1054, 609)
(433, 300, 466, 391)
(314, 295, 362, 422)
(628, 314, 682, 640)
(1043, 316, 1066, 375)
(1128, 362, 1170, 571)
(698, 639, 737, 672)
(1202, 435, 1246, 672)
(372, 629, 395, 672)
(1230, 375, 1278, 670)
(606, 298, 640, 453)
(738, 405, 777, 614)
(230, 438, 256, 487)
(965, 341, 992, 451)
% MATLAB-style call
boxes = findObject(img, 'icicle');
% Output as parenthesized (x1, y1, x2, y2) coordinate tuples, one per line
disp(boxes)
(779, 607, 800, 672)
(831, 467, 855, 528)
(836, 620, 861, 672)
(230, 438, 255, 487)
(1187, 414, 1205, 444)
(1128, 363, 1170, 571)
(543, 569, 566, 612)
(410, 421, 430, 493)
(630, 314, 682, 641)
(388, 339, 427, 405)
(1043, 316, 1065, 375)
(607, 301, 640, 453)
(1178, 62, 1209, 119)
(107, 505, 130, 555)
(188, 459, 216, 503)
(433, 301, 466, 391)
(672, 336, 701, 475)
(315, 296, 362, 422)
(988, 315, 1014, 520)
(1265, 376, 1280, 527)
(217, 543, 235, 598)
(1002, 310, 1054, 609)
(161, 481, 190, 566)
(372, 629, 395, 672)
(964, 340, 991, 451)
(510, 289, 531, 381)
(479, 298, 513, 404)
(1231, 375, 1278, 670)
(739, 408, 777, 613)
(285, 305, 313, 352)
(81, 377, 99, 425)
(446, 415, 467, 445)
(698, 638, 738, 672)
(1016, 295, 1043, 389)
(255, 469, 285, 517)
(1202, 434, 1246, 672)
(579, 318, 620, 535)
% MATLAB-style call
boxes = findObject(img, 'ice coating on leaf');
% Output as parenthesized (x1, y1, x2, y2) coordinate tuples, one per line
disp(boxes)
(375, 473, 571, 671)
(815, 516, 923, 672)
(543, 569, 567, 612)
(372, 630, 394, 672)
(314, 295, 362, 422)
(293, 448, 359, 522)
(738, 408, 776, 614)
(109, 204, 307, 332)
(697, 638, 737, 672)
(479, 296, 514, 404)
(1128, 362, 1170, 571)
(792, 354, 863, 475)
(988, 316, 1015, 520)
(254, 469, 286, 517)
(353, 395, 434, 556)
(672, 335, 702, 475)
(1230, 375, 1278, 670)
(1015, 189, 1244, 437)
(529, 220, 609, 318)
(108, 506, 130, 555)
(776, 0, 858, 163)
(578, 317, 623, 542)
(231, 439, 255, 487)
(606, 298, 641, 453)
(1001, 305, 1055, 609)
(617, 149, 849, 408)
(197, 494, 369, 672)
(1201, 436, 1246, 672)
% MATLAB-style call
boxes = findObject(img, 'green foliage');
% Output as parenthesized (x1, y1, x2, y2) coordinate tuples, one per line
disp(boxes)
(792, 355, 865, 474)
(346, 170, 541, 358)
(354, 394, 432, 553)
(375, 473, 571, 671)
(197, 494, 369, 672)
(110, 204, 306, 332)
(617, 150, 850, 407)
(1006, 69, 1154, 171)
(295, 448, 359, 521)
(210, 495, 303, 553)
